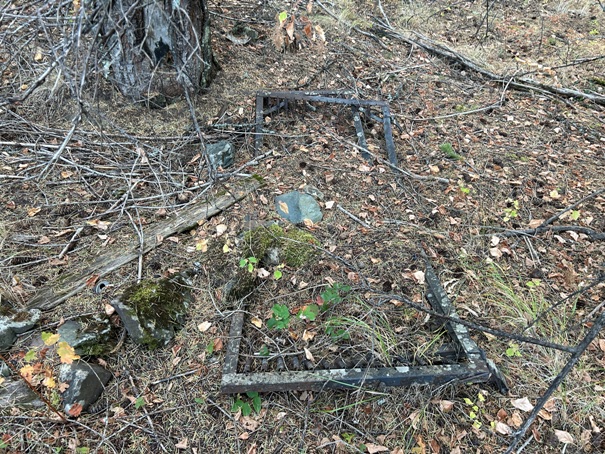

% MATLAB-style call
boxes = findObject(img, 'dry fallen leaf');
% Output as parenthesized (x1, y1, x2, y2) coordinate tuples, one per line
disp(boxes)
(365, 443, 389, 453)
(27, 207, 41, 217)
(511, 397, 534, 412)
(250, 317, 263, 328)
(216, 224, 228, 236)
(304, 347, 314, 362)
(554, 429, 573, 444)
(175, 438, 188, 449)
(198, 321, 212, 332)
(494, 421, 512, 435)
(68, 403, 83, 417)
(438, 400, 454, 412)
(278, 201, 289, 214)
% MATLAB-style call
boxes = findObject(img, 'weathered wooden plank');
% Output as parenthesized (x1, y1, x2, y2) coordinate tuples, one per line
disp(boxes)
(27, 177, 263, 311)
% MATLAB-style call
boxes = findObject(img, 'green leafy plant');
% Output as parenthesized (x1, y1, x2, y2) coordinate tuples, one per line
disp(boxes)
(258, 345, 270, 356)
(318, 283, 351, 312)
(439, 142, 462, 160)
(267, 304, 290, 330)
(298, 304, 320, 321)
(525, 278, 541, 289)
(273, 264, 284, 280)
(505, 342, 522, 357)
(570, 210, 580, 221)
(232, 391, 261, 416)
(239, 256, 258, 273)
(463, 393, 486, 429)
(325, 320, 351, 341)
(503, 199, 519, 222)
(135, 396, 146, 409)
(458, 182, 470, 195)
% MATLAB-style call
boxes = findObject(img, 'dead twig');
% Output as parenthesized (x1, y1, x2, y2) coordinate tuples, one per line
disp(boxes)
(336, 204, 373, 229)
(373, 21, 605, 106)
(539, 188, 605, 229)
(505, 310, 605, 454)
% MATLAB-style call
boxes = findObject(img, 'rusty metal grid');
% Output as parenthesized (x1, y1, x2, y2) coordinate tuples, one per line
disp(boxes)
(221, 260, 508, 394)
(253, 90, 398, 166)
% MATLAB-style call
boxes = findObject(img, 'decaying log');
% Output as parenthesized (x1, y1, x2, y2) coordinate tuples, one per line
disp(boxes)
(27, 177, 263, 311)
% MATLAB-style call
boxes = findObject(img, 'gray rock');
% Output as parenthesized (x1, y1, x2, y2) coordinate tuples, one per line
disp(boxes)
(111, 274, 192, 349)
(275, 191, 323, 224)
(1, 360, 11, 377)
(0, 305, 41, 335)
(206, 140, 235, 170)
(0, 377, 44, 408)
(58, 360, 112, 415)
(58, 315, 117, 356)
(0, 326, 16, 350)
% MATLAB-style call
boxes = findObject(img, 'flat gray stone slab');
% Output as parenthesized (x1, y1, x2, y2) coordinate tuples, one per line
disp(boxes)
(59, 361, 112, 415)
(275, 191, 323, 224)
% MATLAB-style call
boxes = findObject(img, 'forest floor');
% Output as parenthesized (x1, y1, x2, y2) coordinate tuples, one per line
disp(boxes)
(1, 0, 605, 453)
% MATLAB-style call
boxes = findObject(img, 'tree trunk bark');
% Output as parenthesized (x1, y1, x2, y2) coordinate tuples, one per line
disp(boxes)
(101, 0, 218, 103)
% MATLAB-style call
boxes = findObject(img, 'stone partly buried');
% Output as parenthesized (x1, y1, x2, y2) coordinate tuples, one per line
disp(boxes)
(274, 189, 323, 225)
(110, 272, 194, 349)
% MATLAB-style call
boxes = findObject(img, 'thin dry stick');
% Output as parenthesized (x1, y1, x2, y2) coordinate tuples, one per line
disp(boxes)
(58, 227, 84, 259)
(539, 188, 605, 228)
(39, 112, 81, 180)
(505, 310, 605, 454)
(333, 133, 451, 184)
(337, 204, 373, 229)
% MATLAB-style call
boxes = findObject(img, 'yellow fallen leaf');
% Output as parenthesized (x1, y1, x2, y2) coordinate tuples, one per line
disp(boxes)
(250, 316, 263, 328)
(57, 341, 80, 364)
(27, 207, 41, 217)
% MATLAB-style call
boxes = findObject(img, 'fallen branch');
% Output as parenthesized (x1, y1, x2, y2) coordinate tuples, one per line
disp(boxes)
(486, 224, 605, 240)
(26, 177, 263, 311)
(505, 310, 605, 454)
(373, 21, 605, 106)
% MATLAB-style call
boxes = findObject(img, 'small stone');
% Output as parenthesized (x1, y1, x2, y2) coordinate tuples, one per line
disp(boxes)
(275, 191, 323, 224)
(0, 377, 44, 408)
(57, 314, 117, 356)
(59, 361, 112, 414)
(206, 141, 235, 170)
(302, 184, 324, 200)
(0, 326, 16, 350)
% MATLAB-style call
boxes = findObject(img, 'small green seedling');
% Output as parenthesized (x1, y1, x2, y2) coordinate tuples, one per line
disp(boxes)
(570, 210, 580, 221)
(318, 283, 351, 312)
(267, 304, 290, 330)
(463, 393, 485, 429)
(232, 391, 261, 416)
(258, 345, 270, 356)
(135, 396, 145, 409)
(505, 342, 521, 357)
(525, 279, 541, 289)
(273, 264, 285, 280)
(239, 256, 258, 273)
(299, 304, 320, 321)
(325, 322, 350, 341)
(503, 199, 519, 222)
(440, 142, 462, 160)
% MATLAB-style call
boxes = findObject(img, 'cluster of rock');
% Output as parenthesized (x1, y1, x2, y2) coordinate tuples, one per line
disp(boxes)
(1, 143, 326, 416)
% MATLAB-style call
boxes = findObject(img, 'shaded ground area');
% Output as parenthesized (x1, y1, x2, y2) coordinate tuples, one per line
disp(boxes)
(1, 0, 604, 452)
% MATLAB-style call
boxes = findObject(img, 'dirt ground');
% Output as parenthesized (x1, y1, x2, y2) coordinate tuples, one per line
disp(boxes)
(1, 0, 605, 452)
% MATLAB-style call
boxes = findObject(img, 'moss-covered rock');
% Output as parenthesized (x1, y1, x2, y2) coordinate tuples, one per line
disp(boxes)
(241, 223, 319, 268)
(57, 314, 117, 356)
(111, 274, 193, 349)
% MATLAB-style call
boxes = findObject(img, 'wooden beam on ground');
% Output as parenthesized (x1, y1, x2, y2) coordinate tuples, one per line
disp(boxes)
(27, 177, 263, 311)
